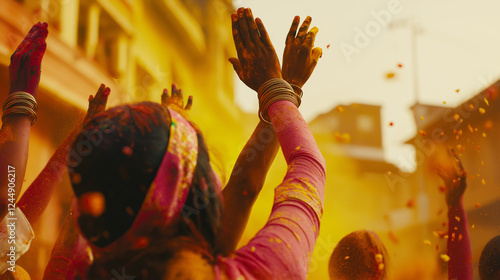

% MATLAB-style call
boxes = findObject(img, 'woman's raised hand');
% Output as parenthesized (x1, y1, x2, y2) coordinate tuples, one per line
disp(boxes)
(229, 8, 282, 92)
(9, 22, 48, 96)
(85, 84, 110, 124)
(161, 84, 193, 120)
(436, 148, 467, 207)
(282, 16, 322, 88)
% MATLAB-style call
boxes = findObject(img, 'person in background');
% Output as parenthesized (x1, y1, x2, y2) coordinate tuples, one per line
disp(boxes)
(435, 148, 473, 280)
(479, 235, 500, 280)
(0, 22, 48, 280)
(0, 22, 110, 280)
(328, 230, 389, 280)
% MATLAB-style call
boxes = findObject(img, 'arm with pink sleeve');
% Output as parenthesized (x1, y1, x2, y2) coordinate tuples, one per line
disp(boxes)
(447, 199, 473, 280)
(217, 100, 326, 280)
(42, 208, 92, 280)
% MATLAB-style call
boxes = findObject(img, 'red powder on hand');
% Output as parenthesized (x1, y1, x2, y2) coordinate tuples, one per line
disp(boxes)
(9, 22, 49, 96)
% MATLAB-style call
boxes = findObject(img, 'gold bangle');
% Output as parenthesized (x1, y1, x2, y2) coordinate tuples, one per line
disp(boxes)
(2, 92, 38, 111)
(258, 79, 302, 124)
(2, 92, 38, 125)
(3, 100, 37, 111)
(290, 84, 303, 98)
(2, 106, 37, 125)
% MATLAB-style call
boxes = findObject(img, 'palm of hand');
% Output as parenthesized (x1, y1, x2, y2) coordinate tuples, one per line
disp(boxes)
(229, 8, 282, 92)
(9, 22, 48, 96)
(85, 84, 110, 124)
(161, 84, 193, 118)
(239, 49, 281, 91)
(282, 16, 322, 88)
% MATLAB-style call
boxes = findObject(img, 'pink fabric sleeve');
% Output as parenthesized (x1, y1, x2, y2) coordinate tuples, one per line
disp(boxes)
(42, 233, 90, 280)
(447, 199, 473, 280)
(43, 201, 93, 280)
(18, 120, 83, 225)
(216, 101, 326, 280)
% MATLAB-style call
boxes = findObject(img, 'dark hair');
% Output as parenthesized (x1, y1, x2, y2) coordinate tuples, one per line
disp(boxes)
(179, 131, 221, 247)
(69, 102, 221, 250)
(83, 130, 222, 280)
(328, 230, 389, 280)
(479, 235, 500, 280)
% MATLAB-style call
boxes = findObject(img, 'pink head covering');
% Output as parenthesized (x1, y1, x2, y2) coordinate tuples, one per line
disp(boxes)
(74, 107, 220, 258)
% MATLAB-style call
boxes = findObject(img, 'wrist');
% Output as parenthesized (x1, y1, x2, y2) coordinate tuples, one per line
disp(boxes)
(447, 196, 463, 210)
(282, 76, 302, 87)
(257, 79, 301, 124)
(288, 81, 303, 88)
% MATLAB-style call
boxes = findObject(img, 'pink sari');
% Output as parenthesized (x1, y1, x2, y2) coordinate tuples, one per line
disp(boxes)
(47, 100, 326, 280)
(45, 107, 210, 278)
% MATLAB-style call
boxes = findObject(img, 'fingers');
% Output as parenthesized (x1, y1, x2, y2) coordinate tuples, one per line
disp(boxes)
(163, 85, 191, 111)
(286, 16, 300, 45)
(231, 13, 244, 55)
(447, 148, 465, 177)
(86, 84, 110, 122)
(33, 40, 47, 67)
(245, 8, 263, 47)
(303, 26, 319, 49)
(311, 47, 323, 64)
(95, 83, 105, 94)
(185, 96, 193, 110)
(16, 24, 48, 67)
(38, 23, 49, 43)
(15, 26, 41, 58)
(90, 84, 110, 105)
(18, 23, 48, 57)
(296, 16, 312, 42)
(171, 84, 178, 99)
(450, 148, 465, 172)
(161, 89, 169, 107)
(256, 18, 272, 46)
(237, 8, 254, 48)
(228, 57, 243, 80)
(171, 84, 182, 99)
(95, 84, 110, 99)
(178, 89, 184, 103)
(170, 84, 184, 108)
(13, 22, 41, 56)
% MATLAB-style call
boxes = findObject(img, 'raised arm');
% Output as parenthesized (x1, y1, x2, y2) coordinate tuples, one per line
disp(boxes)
(0, 22, 48, 219)
(436, 149, 473, 280)
(41, 85, 110, 279)
(216, 11, 323, 255)
(18, 84, 110, 225)
(43, 207, 92, 280)
(217, 120, 279, 254)
(217, 8, 325, 279)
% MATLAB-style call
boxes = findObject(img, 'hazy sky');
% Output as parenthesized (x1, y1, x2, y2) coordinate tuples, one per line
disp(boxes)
(231, 0, 500, 171)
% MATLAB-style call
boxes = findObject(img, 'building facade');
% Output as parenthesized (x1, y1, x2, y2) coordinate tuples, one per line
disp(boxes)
(0, 0, 248, 277)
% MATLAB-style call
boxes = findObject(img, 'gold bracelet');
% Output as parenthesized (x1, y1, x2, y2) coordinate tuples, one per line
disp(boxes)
(290, 84, 303, 98)
(2, 92, 38, 125)
(3, 100, 37, 112)
(258, 79, 301, 124)
(2, 92, 38, 111)
(2, 106, 37, 125)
